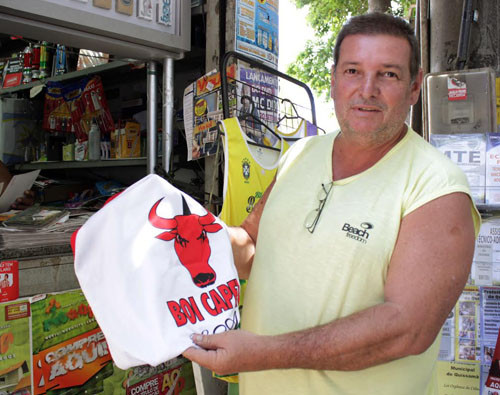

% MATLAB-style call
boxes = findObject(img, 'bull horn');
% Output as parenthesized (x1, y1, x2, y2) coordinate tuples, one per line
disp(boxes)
(149, 198, 177, 229)
(182, 195, 191, 216)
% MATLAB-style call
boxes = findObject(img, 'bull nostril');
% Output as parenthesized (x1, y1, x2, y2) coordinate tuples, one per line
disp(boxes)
(193, 272, 216, 288)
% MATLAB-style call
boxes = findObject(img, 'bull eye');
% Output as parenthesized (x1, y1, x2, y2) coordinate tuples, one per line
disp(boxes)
(197, 230, 207, 241)
(176, 234, 189, 247)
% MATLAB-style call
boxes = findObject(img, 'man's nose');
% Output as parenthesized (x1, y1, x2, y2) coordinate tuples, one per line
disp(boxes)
(359, 75, 380, 98)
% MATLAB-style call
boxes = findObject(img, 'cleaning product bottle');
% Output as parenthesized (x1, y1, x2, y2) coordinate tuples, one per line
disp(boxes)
(88, 118, 101, 161)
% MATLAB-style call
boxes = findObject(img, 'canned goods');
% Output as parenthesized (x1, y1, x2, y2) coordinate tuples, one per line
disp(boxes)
(32, 43, 41, 80)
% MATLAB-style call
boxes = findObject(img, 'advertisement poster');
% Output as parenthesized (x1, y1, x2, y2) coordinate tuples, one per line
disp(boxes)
(437, 361, 480, 394)
(0, 261, 19, 302)
(439, 310, 456, 361)
(185, 65, 236, 161)
(480, 287, 500, 365)
(235, 0, 279, 68)
(455, 286, 480, 363)
(471, 217, 500, 287)
(30, 290, 105, 395)
(237, 65, 279, 146)
(0, 300, 31, 395)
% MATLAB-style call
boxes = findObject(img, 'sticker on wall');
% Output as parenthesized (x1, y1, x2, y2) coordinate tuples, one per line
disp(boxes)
(157, 0, 172, 26)
(116, 0, 134, 15)
(93, 0, 112, 9)
(138, 0, 154, 20)
(448, 76, 467, 101)
(0, 261, 18, 302)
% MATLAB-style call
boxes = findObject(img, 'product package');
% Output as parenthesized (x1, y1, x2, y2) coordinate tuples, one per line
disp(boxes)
(73, 174, 240, 369)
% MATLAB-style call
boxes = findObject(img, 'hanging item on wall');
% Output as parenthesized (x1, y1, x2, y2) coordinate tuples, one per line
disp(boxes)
(116, 0, 134, 15)
(92, 0, 112, 9)
(137, 0, 153, 20)
(183, 65, 237, 161)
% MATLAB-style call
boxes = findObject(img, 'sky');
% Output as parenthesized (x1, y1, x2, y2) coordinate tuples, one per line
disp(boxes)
(278, 0, 339, 132)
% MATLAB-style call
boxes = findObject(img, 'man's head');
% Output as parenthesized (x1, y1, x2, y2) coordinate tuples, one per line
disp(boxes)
(330, 13, 423, 146)
(334, 12, 419, 82)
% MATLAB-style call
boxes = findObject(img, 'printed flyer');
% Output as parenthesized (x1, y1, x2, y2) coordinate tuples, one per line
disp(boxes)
(237, 66, 279, 147)
(235, 0, 279, 67)
(0, 299, 31, 395)
(480, 287, 500, 365)
(437, 360, 480, 394)
(471, 217, 500, 287)
(439, 310, 455, 361)
(484, 328, 500, 393)
(30, 289, 105, 395)
(185, 65, 236, 161)
(455, 286, 480, 363)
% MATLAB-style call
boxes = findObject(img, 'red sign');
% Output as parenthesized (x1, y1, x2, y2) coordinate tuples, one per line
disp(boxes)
(0, 261, 18, 302)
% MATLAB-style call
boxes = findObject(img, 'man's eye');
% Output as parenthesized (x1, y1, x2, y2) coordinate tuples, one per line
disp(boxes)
(384, 71, 398, 78)
(345, 69, 357, 75)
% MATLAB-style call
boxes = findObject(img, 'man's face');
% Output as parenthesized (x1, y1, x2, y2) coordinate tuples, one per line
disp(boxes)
(331, 34, 422, 144)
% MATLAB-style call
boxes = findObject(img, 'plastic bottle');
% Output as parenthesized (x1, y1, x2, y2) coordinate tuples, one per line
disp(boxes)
(88, 119, 101, 161)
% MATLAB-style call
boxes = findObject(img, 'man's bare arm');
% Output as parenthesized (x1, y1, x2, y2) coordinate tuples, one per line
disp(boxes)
(228, 178, 275, 279)
(185, 192, 476, 373)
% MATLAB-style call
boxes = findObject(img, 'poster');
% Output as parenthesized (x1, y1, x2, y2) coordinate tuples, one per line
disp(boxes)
(480, 287, 500, 365)
(235, 0, 279, 68)
(236, 65, 279, 146)
(0, 300, 32, 395)
(185, 65, 236, 161)
(455, 286, 480, 363)
(437, 361, 480, 394)
(30, 290, 106, 395)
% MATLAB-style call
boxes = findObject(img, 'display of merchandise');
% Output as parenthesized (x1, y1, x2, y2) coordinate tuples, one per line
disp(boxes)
(31, 42, 40, 80)
(39, 41, 50, 79)
(21, 44, 32, 84)
(2, 56, 23, 88)
(88, 118, 101, 160)
(218, 117, 288, 226)
(54, 44, 66, 76)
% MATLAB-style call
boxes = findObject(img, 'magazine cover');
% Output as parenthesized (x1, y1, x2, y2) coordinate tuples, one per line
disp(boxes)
(0, 299, 31, 395)
(30, 289, 107, 395)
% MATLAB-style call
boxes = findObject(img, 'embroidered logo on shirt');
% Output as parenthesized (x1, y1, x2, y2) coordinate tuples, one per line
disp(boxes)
(242, 158, 251, 181)
(341, 222, 373, 244)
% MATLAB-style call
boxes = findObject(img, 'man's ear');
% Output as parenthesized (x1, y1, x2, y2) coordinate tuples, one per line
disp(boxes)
(410, 68, 424, 105)
(330, 64, 336, 100)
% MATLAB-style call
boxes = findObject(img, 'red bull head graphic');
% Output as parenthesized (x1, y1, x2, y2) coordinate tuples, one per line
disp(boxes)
(148, 196, 222, 288)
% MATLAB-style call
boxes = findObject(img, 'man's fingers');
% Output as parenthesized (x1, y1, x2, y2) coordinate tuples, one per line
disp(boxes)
(191, 334, 219, 350)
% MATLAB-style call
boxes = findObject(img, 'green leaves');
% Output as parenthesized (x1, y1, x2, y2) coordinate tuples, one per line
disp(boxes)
(286, 0, 414, 98)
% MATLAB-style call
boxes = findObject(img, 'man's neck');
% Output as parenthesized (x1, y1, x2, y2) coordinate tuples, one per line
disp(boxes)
(332, 125, 408, 181)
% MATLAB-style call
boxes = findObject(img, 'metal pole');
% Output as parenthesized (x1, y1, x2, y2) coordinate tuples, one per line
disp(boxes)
(163, 57, 174, 174)
(147, 61, 158, 174)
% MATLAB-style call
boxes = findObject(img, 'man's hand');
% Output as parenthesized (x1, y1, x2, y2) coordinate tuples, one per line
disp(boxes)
(183, 330, 269, 375)
(11, 190, 35, 210)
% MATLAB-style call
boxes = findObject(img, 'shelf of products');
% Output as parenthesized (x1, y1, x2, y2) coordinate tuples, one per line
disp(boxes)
(15, 157, 147, 171)
(0, 59, 137, 96)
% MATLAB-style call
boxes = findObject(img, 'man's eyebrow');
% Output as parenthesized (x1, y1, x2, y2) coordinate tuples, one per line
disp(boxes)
(381, 64, 405, 71)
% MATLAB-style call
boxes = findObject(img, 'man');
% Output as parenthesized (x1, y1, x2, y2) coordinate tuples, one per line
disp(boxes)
(184, 12, 480, 394)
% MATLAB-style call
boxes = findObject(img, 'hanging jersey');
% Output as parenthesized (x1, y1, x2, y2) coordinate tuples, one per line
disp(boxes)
(269, 119, 319, 148)
(219, 117, 289, 226)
